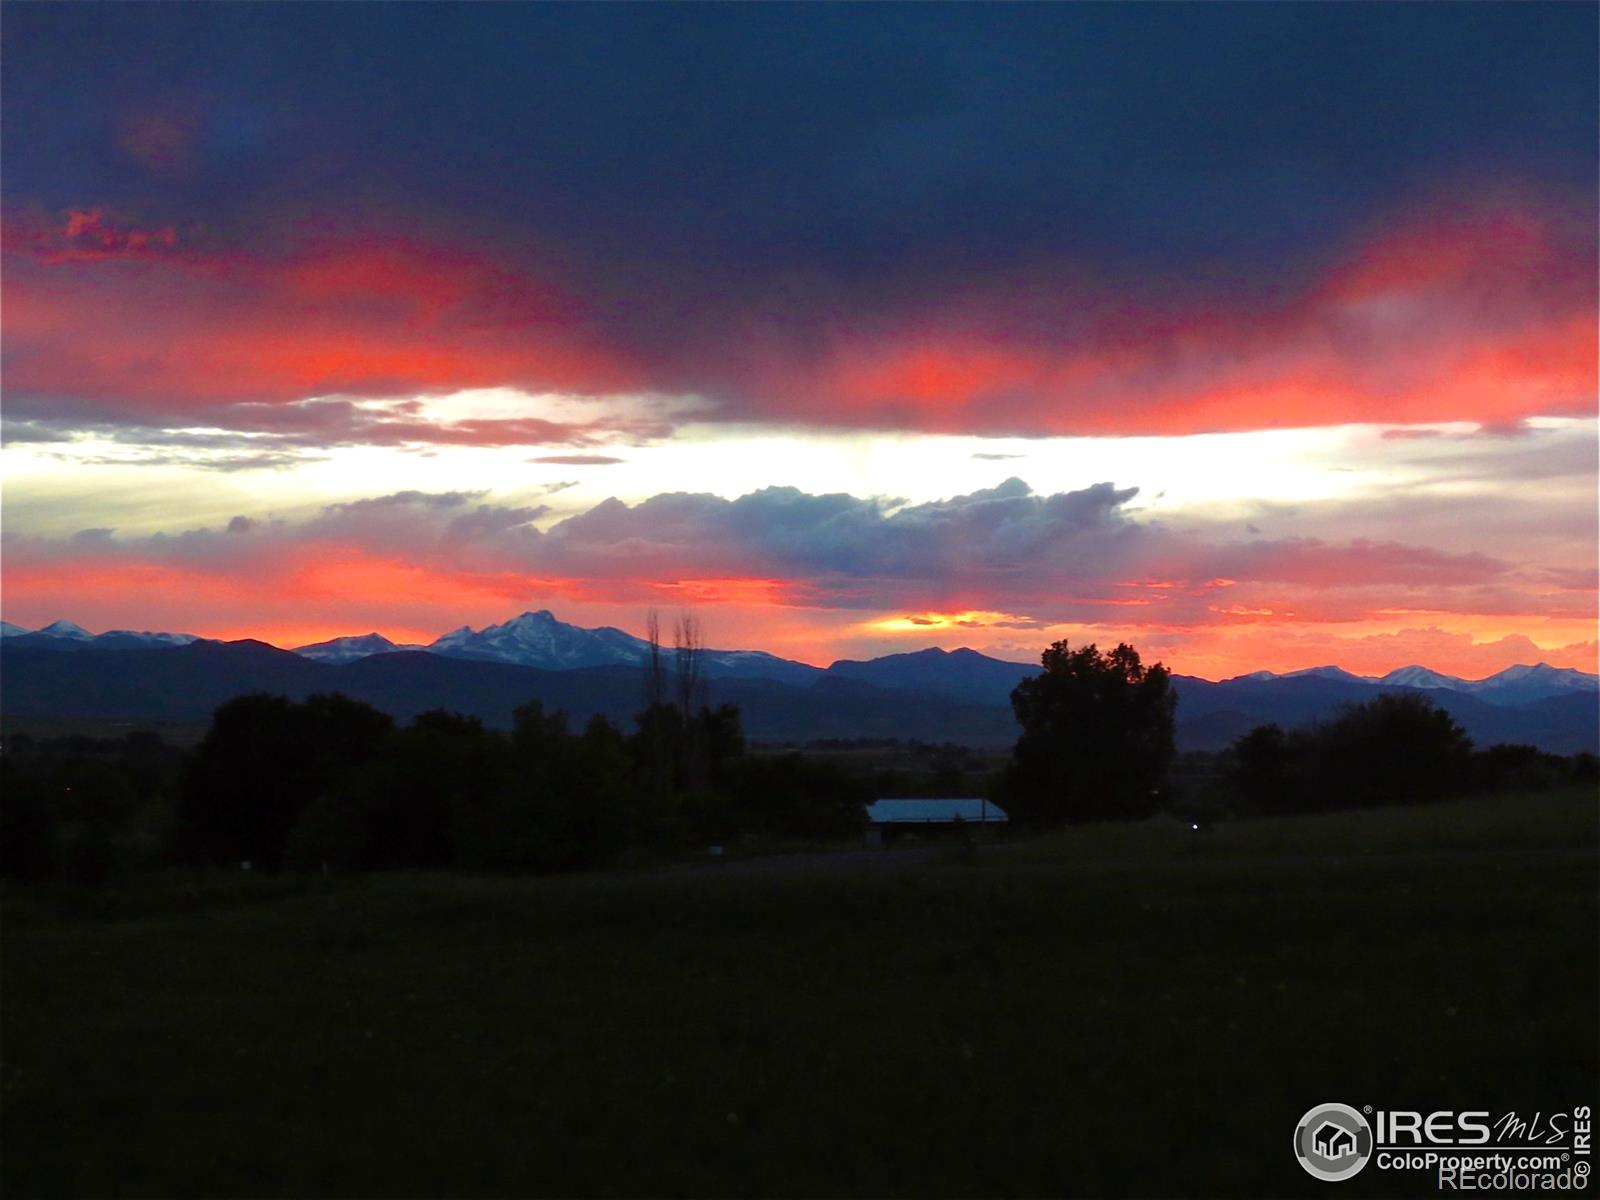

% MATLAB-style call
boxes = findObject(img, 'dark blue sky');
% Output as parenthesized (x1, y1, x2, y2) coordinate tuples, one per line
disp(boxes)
(5, 2, 1595, 291)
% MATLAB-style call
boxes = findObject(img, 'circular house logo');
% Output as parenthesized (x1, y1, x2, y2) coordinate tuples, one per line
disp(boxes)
(1294, 1103, 1373, 1182)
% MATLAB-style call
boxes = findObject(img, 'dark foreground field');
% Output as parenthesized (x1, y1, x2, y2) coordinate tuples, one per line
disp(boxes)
(4, 790, 1595, 1198)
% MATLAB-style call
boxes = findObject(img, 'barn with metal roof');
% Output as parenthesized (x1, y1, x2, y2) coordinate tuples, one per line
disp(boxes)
(864, 798, 1008, 844)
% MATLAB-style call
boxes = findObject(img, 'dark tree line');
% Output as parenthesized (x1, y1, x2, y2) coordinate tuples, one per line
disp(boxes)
(990, 638, 1594, 827)
(0, 689, 868, 885)
(0, 654, 871, 882)
(1, 731, 186, 884)
(1222, 692, 1469, 812)
(168, 688, 864, 875)
(1222, 692, 1595, 815)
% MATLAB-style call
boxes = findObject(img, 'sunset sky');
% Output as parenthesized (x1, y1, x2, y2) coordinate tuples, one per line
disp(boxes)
(3, 4, 1596, 679)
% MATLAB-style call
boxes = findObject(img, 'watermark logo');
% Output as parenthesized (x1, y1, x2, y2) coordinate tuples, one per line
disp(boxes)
(1296, 1103, 1374, 1182)
(1295, 1103, 1591, 1188)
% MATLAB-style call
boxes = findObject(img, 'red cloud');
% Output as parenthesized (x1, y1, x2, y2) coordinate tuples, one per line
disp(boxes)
(29, 208, 181, 264)
(1, 193, 1593, 441)
(2, 215, 639, 415)
(733, 196, 1595, 437)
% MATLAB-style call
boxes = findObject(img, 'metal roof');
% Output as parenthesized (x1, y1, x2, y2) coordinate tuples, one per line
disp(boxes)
(866, 798, 1009, 824)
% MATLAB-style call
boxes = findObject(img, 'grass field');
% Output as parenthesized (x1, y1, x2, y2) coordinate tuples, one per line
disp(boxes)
(4, 788, 1595, 1198)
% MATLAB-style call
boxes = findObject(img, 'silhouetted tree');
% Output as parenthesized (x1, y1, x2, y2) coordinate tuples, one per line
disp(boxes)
(1465, 743, 1567, 794)
(450, 702, 633, 873)
(629, 697, 745, 844)
(733, 753, 869, 840)
(630, 609, 742, 843)
(1224, 723, 1291, 813)
(1570, 752, 1599, 786)
(176, 692, 393, 869)
(1224, 692, 1472, 812)
(1314, 691, 1471, 807)
(644, 607, 667, 710)
(998, 641, 1176, 825)
(287, 709, 499, 871)
(673, 612, 708, 719)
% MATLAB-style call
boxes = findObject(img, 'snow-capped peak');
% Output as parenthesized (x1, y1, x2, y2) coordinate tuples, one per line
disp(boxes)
(1378, 664, 1461, 689)
(1481, 663, 1557, 684)
(292, 632, 425, 664)
(103, 629, 200, 646)
(36, 619, 93, 639)
(1470, 662, 1598, 696)
(428, 610, 652, 668)
(1280, 665, 1375, 684)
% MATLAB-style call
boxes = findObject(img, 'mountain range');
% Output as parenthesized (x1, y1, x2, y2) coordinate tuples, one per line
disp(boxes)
(1223, 661, 1598, 707)
(0, 619, 201, 650)
(2, 612, 1595, 753)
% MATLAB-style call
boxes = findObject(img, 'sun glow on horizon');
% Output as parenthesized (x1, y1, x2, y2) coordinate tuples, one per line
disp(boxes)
(866, 610, 1041, 635)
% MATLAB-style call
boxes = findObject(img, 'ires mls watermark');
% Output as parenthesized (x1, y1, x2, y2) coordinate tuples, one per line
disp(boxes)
(1295, 1103, 1376, 1182)
(1296, 1103, 1592, 1189)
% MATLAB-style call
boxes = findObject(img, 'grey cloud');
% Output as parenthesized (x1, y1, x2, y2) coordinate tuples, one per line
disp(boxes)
(2, 478, 1567, 628)
(2, 394, 670, 458)
(1, 420, 72, 446)
(539, 477, 1142, 584)
(1473, 421, 1536, 439)
(73, 450, 317, 472)
(324, 491, 485, 513)
(1382, 421, 1537, 441)
(444, 505, 549, 542)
